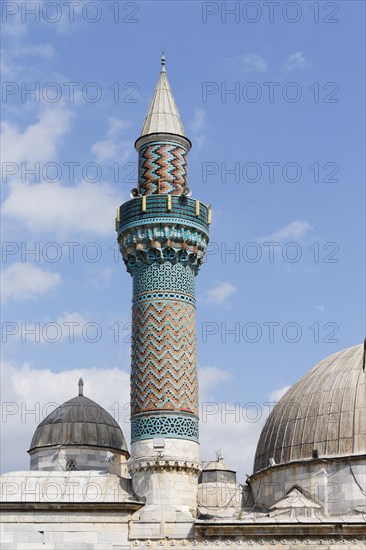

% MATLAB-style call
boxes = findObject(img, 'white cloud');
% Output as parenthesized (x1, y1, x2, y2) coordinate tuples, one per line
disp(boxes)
(283, 51, 308, 72)
(204, 282, 237, 306)
(242, 53, 267, 73)
(0, 50, 19, 78)
(199, 366, 233, 399)
(0, 359, 130, 474)
(190, 107, 205, 133)
(268, 385, 291, 402)
(1, 263, 62, 303)
(1, 16, 28, 39)
(194, 135, 207, 151)
(1, 357, 296, 480)
(17, 43, 55, 58)
(1, 359, 252, 476)
(1, 102, 124, 239)
(2, 179, 122, 238)
(91, 117, 131, 163)
(200, 382, 293, 477)
(87, 267, 114, 289)
(2, 311, 113, 345)
(199, 403, 264, 479)
(51, 311, 91, 341)
(1, 105, 72, 165)
(189, 108, 207, 152)
(259, 220, 313, 242)
(2, 0, 84, 39)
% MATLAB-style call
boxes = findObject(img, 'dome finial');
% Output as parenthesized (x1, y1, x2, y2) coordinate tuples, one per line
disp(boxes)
(216, 449, 224, 462)
(161, 51, 166, 73)
(78, 377, 84, 396)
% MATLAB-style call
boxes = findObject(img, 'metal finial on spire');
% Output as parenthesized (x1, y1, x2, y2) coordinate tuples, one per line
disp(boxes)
(78, 377, 84, 396)
(216, 449, 224, 462)
(161, 51, 166, 72)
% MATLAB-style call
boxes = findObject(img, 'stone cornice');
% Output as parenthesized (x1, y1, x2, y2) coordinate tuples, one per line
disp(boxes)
(118, 223, 208, 253)
(194, 521, 366, 538)
(251, 453, 366, 478)
(129, 535, 366, 547)
(0, 501, 142, 512)
(120, 238, 207, 275)
(128, 457, 202, 476)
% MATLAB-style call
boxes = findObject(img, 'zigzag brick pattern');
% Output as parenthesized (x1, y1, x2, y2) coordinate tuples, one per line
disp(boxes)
(138, 141, 188, 195)
(130, 299, 198, 416)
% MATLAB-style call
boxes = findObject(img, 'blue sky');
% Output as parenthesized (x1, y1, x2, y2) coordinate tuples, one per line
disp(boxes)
(1, 0, 365, 478)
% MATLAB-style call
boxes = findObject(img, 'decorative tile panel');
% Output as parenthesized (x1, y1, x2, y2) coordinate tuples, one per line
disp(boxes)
(138, 141, 188, 195)
(130, 299, 198, 416)
(131, 414, 199, 442)
(133, 262, 195, 297)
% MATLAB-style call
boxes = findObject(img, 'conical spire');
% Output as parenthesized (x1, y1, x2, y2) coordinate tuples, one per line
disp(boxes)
(139, 53, 187, 139)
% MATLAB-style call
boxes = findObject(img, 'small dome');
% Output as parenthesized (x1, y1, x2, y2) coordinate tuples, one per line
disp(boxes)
(29, 393, 128, 455)
(199, 460, 237, 484)
(254, 344, 365, 472)
(203, 461, 229, 471)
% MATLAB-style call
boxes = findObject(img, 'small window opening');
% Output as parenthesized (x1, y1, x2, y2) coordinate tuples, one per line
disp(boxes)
(66, 459, 78, 471)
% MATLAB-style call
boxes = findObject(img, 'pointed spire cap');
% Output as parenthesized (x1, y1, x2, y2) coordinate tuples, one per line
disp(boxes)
(135, 54, 191, 150)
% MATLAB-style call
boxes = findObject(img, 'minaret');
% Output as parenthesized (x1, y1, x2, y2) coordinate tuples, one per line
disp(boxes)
(116, 55, 210, 535)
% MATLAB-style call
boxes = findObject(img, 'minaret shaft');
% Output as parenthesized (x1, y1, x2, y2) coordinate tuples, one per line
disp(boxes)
(131, 262, 198, 441)
(118, 195, 209, 444)
(116, 57, 210, 533)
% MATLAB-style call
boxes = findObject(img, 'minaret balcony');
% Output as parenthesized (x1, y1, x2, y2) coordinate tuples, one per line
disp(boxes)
(116, 194, 210, 233)
(117, 195, 210, 275)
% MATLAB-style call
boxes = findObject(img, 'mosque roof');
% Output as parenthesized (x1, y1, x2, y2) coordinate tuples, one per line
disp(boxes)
(28, 379, 128, 455)
(0, 471, 140, 505)
(254, 344, 366, 472)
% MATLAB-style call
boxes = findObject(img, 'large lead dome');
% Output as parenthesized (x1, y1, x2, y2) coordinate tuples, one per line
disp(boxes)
(254, 344, 365, 472)
(29, 393, 128, 455)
